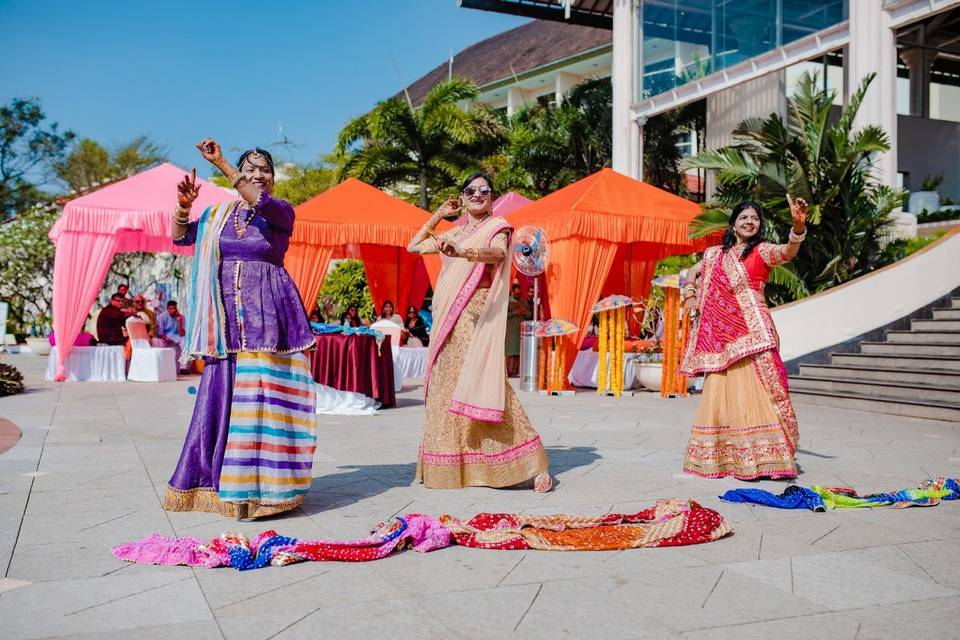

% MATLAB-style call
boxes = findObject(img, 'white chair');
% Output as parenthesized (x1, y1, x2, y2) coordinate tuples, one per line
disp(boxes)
(126, 318, 177, 382)
(369, 319, 403, 347)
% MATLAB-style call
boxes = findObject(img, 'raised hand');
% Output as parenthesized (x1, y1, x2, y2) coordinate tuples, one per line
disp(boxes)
(786, 193, 807, 231)
(438, 237, 462, 257)
(176, 168, 201, 207)
(196, 138, 224, 165)
(436, 196, 461, 219)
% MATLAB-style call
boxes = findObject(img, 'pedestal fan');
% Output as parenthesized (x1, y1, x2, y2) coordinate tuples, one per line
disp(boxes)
(511, 226, 549, 322)
(511, 227, 549, 392)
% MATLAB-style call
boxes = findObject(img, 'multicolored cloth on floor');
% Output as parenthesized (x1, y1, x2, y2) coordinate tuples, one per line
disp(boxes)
(720, 478, 960, 512)
(112, 500, 732, 571)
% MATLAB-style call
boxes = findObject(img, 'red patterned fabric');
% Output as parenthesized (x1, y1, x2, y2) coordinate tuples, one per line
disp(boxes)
(443, 500, 731, 551)
(680, 245, 781, 376)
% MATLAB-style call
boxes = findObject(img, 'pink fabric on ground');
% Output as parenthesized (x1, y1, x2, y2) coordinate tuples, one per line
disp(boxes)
(49, 163, 233, 379)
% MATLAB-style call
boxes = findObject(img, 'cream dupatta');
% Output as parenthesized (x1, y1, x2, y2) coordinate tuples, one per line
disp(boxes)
(424, 216, 512, 423)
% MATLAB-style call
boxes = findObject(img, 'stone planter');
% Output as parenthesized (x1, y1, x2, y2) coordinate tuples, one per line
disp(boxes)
(25, 337, 52, 356)
(909, 191, 940, 215)
(635, 362, 663, 392)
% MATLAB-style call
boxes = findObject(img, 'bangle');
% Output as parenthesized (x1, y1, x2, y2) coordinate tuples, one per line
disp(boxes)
(174, 205, 191, 225)
(465, 248, 480, 262)
(788, 226, 807, 243)
(681, 284, 697, 300)
(228, 172, 246, 188)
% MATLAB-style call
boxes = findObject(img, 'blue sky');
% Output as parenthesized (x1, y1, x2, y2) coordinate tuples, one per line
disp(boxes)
(0, 0, 526, 178)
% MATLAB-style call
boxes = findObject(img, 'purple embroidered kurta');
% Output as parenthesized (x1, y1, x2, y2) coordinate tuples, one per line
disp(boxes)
(173, 195, 314, 353)
(168, 195, 315, 505)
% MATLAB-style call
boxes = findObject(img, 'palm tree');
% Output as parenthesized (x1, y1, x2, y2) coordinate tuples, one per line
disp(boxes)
(682, 71, 904, 303)
(496, 78, 613, 197)
(335, 79, 503, 210)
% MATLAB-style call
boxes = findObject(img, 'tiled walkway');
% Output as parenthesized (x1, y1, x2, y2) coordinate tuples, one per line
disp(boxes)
(1, 353, 958, 639)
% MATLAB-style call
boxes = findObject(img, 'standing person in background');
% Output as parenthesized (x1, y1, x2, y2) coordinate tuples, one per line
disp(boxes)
(505, 282, 527, 377)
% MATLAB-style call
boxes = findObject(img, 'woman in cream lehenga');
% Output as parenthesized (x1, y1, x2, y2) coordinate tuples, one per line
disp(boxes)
(407, 173, 552, 492)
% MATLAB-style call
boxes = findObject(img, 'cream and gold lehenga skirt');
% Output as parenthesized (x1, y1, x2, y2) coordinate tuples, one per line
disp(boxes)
(683, 357, 797, 480)
(417, 290, 549, 488)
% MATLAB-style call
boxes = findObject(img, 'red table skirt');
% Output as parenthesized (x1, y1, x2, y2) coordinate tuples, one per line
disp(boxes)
(310, 333, 396, 408)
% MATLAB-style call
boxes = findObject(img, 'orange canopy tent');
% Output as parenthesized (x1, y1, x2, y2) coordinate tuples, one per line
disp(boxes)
(510, 168, 708, 368)
(287, 178, 449, 314)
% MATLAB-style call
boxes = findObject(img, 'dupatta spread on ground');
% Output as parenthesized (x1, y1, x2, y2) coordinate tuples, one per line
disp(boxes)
(181, 201, 235, 364)
(424, 216, 512, 423)
(112, 500, 732, 570)
(720, 478, 960, 511)
(680, 245, 798, 452)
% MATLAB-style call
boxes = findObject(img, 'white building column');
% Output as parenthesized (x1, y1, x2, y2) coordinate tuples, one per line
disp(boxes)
(846, 0, 898, 187)
(506, 86, 526, 118)
(555, 71, 579, 105)
(612, 0, 639, 178)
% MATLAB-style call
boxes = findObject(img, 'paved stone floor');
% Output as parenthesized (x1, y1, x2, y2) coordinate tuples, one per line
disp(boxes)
(1, 352, 959, 639)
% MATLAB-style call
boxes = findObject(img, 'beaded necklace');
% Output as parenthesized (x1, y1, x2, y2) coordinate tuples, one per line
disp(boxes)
(233, 201, 256, 239)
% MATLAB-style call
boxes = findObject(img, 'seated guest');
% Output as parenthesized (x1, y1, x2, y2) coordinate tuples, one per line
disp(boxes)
(157, 300, 186, 367)
(96, 293, 131, 346)
(341, 305, 366, 328)
(375, 300, 403, 325)
(402, 305, 429, 347)
(132, 294, 157, 337)
(309, 309, 322, 324)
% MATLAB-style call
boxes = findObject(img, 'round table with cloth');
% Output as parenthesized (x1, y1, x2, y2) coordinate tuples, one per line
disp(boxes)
(567, 349, 639, 389)
(394, 346, 428, 380)
(310, 334, 397, 409)
(44, 346, 126, 382)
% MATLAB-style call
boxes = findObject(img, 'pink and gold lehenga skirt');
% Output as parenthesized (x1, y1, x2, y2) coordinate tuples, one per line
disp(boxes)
(417, 290, 549, 488)
(683, 354, 797, 480)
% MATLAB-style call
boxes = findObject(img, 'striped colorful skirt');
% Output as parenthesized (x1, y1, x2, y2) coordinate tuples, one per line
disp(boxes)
(164, 351, 317, 519)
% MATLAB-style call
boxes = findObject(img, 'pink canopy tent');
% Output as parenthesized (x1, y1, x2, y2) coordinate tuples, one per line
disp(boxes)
(48, 162, 234, 381)
(492, 191, 532, 217)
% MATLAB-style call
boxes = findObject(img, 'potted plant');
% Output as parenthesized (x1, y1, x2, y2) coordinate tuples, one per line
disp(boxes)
(909, 174, 943, 216)
(635, 343, 664, 391)
(24, 317, 52, 357)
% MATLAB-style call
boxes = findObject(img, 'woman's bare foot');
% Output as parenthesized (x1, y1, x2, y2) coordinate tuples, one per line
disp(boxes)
(533, 472, 553, 493)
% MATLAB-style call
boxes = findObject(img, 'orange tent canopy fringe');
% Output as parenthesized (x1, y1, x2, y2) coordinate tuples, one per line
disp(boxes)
(508, 169, 708, 381)
(289, 178, 451, 312)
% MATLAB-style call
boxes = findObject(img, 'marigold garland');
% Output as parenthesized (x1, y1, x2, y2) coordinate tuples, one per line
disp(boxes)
(597, 309, 608, 395)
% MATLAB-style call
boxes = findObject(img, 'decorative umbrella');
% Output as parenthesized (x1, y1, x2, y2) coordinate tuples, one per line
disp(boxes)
(651, 273, 683, 289)
(532, 319, 578, 337)
(592, 294, 636, 313)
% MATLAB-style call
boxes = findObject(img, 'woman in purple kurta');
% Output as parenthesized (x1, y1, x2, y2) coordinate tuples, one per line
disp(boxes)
(164, 141, 317, 519)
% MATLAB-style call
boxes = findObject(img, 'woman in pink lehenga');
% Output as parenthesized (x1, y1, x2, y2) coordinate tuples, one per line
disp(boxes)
(407, 174, 551, 492)
(679, 196, 809, 480)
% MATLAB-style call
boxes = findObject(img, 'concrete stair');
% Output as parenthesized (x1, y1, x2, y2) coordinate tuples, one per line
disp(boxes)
(789, 297, 960, 422)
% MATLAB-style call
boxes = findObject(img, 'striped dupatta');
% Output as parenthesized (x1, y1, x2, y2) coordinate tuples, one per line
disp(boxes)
(180, 201, 235, 364)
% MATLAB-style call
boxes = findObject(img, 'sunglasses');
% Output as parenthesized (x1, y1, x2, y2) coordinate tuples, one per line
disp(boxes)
(462, 186, 492, 197)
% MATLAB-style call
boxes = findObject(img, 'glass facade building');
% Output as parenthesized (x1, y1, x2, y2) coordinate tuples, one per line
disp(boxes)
(641, 0, 848, 98)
